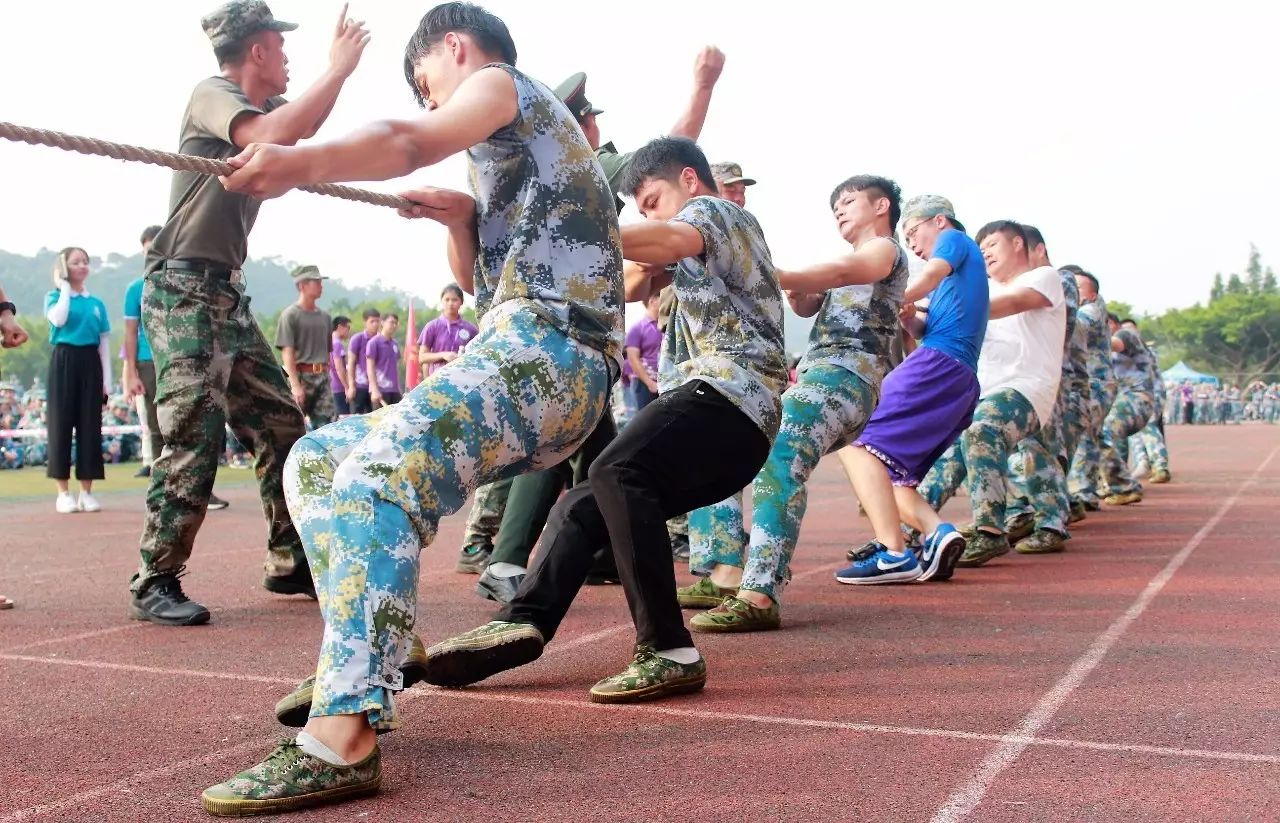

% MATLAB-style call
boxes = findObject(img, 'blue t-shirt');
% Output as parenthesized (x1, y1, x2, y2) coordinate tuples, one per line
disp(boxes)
(45, 290, 110, 347)
(123, 278, 153, 362)
(920, 229, 989, 371)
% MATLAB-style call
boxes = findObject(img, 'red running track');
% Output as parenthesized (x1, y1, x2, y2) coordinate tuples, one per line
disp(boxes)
(1, 424, 1277, 822)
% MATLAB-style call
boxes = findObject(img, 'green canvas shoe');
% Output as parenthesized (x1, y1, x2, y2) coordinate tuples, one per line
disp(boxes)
(1005, 513, 1036, 543)
(423, 621, 545, 688)
(1014, 529, 1067, 554)
(689, 596, 780, 633)
(676, 577, 738, 609)
(201, 738, 380, 817)
(589, 647, 707, 704)
(956, 531, 1012, 567)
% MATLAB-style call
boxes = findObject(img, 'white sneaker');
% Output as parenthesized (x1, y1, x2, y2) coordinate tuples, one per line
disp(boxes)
(78, 492, 102, 513)
(55, 492, 79, 514)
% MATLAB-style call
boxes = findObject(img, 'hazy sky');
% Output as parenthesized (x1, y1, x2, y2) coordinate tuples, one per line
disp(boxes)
(3, 0, 1276, 334)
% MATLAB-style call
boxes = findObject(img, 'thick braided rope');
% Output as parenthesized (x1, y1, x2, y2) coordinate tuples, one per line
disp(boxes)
(0, 121, 413, 211)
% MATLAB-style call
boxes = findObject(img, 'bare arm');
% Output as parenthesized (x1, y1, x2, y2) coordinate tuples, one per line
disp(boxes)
(122, 319, 145, 399)
(346, 347, 359, 396)
(366, 354, 380, 403)
(229, 6, 369, 147)
(621, 222, 705, 267)
(786, 291, 825, 318)
(627, 347, 656, 389)
(222, 68, 519, 199)
(330, 345, 347, 391)
(1110, 335, 1126, 353)
(668, 47, 724, 140)
(988, 287, 1051, 320)
(903, 257, 954, 304)
(775, 238, 898, 293)
(900, 304, 927, 339)
(624, 261, 672, 302)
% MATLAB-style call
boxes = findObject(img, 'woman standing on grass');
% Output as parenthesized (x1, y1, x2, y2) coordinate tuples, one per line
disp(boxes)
(44, 247, 111, 514)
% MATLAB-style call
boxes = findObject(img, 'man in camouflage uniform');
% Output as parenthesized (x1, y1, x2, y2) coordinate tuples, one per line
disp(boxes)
(677, 175, 908, 632)
(276, 265, 336, 429)
(1002, 229, 1087, 554)
(204, 6, 622, 813)
(1100, 316, 1157, 505)
(424, 137, 785, 706)
(1129, 337, 1171, 483)
(130, 1, 369, 626)
(711, 161, 756, 208)
(919, 221, 1065, 567)
(459, 46, 726, 585)
(1067, 269, 1116, 514)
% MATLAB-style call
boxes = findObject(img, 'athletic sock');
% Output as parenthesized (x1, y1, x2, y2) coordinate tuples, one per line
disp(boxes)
(655, 647, 701, 665)
(487, 562, 527, 578)
(296, 731, 350, 766)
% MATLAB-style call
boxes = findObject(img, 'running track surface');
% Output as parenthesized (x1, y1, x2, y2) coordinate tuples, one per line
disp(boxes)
(2, 424, 1277, 822)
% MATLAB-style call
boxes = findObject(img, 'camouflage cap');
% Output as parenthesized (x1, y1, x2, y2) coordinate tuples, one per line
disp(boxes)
(711, 162, 756, 186)
(290, 264, 327, 282)
(902, 194, 965, 233)
(201, 0, 297, 49)
(553, 72, 604, 119)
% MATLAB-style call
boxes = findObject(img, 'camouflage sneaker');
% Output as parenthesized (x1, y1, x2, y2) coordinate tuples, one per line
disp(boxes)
(956, 531, 1011, 567)
(1005, 512, 1036, 544)
(676, 578, 737, 609)
(1104, 490, 1143, 506)
(1015, 529, 1067, 555)
(274, 635, 428, 728)
(455, 542, 492, 575)
(1149, 469, 1171, 484)
(589, 646, 707, 704)
(689, 595, 780, 633)
(201, 738, 380, 816)
(423, 621, 544, 688)
(1068, 501, 1088, 524)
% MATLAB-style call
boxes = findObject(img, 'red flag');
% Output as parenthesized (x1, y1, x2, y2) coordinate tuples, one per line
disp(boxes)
(404, 298, 421, 390)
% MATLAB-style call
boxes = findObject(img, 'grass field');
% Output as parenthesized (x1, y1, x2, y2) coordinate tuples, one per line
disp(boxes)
(0, 463, 259, 500)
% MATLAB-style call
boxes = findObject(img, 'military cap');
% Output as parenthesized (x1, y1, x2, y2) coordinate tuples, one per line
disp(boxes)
(554, 72, 604, 120)
(711, 162, 756, 186)
(202, 0, 297, 49)
(290, 264, 328, 282)
(902, 194, 966, 234)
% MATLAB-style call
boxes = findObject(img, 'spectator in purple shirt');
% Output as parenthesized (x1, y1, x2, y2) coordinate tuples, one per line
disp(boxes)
(330, 315, 351, 416)
(346, 308, 381, 414)
(624, 291, 663, 412)
(417, 284, 477, 378)
(366, 313, 402, 408)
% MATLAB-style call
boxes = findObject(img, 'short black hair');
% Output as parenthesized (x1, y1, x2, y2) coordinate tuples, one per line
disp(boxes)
(1058, 263, 1083, 275)
(139, 225, 162, 246)
(333, 315, 351, 331)
(214, 39, 249, 67)
(828, 175, 903, 231)
(441, 283, 464, 300)
(1021, 224, 1046, 251)
(975, 220, 1028, 248)
(620, 137, 717, 199)
(362, 308, 382, 320)
(403, 3, 517, 107)
(1120, 317, 1137, 326)
(1075, 269, 1100, 294)
(383, 312, 400, 322)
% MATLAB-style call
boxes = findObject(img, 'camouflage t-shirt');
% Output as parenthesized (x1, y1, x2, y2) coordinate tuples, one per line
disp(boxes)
(657, 196, 787, 440)
(798, 239, 909, 390)
(1060, 271, 1089, 384)
(1077, 297, 1115, 387)
(466, 64, 624, 368)
(1111, 327, 1154, 393)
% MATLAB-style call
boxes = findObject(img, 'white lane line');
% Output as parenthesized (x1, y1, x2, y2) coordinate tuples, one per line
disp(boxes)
(928, 445, 1279, 823)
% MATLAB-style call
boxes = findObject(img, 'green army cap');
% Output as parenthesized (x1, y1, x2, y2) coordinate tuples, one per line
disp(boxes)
(902, 194, 965, 234)
(202, 0, 298, 50)
(554, 72, 604, 119)
(711, 162, 756, 186)
(290, 264, 328, 282)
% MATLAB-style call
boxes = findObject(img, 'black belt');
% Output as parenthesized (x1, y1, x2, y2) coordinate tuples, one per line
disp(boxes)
(163, 259, 242, 280)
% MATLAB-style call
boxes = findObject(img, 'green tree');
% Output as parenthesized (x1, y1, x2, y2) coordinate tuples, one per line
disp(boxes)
(1246, 244, 1264, 294)
(1210, 272, 1225, 302)
(1156, 291, 1280, 385)
(1264, 267, 1278, 295)
(1226, 273, 1247, 295)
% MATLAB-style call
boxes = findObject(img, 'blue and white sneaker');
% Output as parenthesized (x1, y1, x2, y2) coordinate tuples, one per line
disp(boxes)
(918, 523, 966, 582)
(835, 543, 921, 585)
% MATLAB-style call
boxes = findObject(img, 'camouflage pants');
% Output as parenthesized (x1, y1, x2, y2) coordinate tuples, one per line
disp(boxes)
(1129, 417, 1168, 473)
(460, 477, 513, 549)
(134, 269, 306, 591)
(1101, 390, 1155, 496)
(298, 370, 337, 430)
(1006, 379, 1086, 534)
(689, 365, 876, 602)
(285, 311, 609, 725)
(1068, 379, 1116, 505)
(920, 389, 1039, 532)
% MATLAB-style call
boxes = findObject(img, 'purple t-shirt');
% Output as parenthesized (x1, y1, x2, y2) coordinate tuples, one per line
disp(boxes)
(623, 316, 662, 384)
(349, 331, 372, 388)
(366, 334, 401, 393)
(417, 315, 479, 376)
(330, 335, 347, 393)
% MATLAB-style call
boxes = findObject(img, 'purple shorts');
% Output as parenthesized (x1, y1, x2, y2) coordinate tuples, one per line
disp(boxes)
(855, 345, 980, 486)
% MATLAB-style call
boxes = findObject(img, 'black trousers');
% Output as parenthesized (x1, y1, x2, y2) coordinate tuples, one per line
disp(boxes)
(46, 344, 104, 481)
(503, 380, 770, 651)
(334, 390, 351, 416)
(353, 388, 373, 414)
